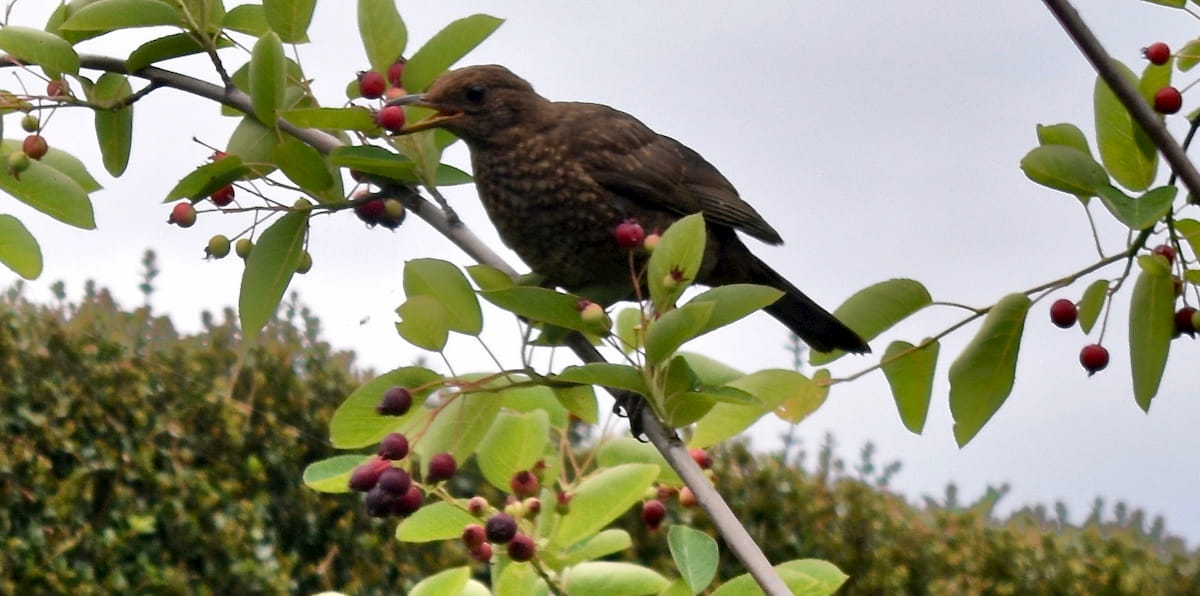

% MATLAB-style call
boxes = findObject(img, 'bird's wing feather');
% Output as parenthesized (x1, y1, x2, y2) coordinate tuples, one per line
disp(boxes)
(566, 103, 783, 244)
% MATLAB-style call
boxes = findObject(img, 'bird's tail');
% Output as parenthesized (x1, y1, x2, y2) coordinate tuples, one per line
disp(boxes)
(749, 255, 869, 354)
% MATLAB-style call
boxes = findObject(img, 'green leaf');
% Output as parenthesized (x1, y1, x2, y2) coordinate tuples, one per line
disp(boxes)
(226, 117, 280, 177)
(396, 501, 477, 543)
(403, 14, 503, 93)
(60, 0, 183, 32)
(555, 363, 650, 396)
(404, 258, 483, 335)
(301, 454, 364, 493)
(329, 145, 419, 182)
(0, 147, 94, 229)
(552, 384, 598, 424)
(554, 463, 660, 548)
(475, 410, 550, 491)
(249, 31, 286, 126)
(687, 284, 783, 334)
(645, 301, 714, 366)
(358, 0, 407, 74)
(222, 4, 268, 36)
(772, 368, 829, 425)
(409, 567, 471, 596)
(329, 366, 442, 448)
(465, 263, 514, 291)
(615, 307, 643, 353)
(881, 340, 938, 434)
(810, 278, 932, 365)
(712, 559, 847, 596)
(273, 138, 333, 190)
(1178, 218, 1200, 261)
(691, 370, 817, 448)
(561, 530, 633, 567)
(494, 564, 544, 596)
(282, 106, 377, 131)
(481, 286, 602, 334)
(164, 155, 248, 201)
(263, 0, 315, 43)
(0, 26, 80, 75)
(91, 72, 133, 176)
(1076, 279, 1109, 333)
(1019, 144, 1109, 197)
(669, 526, 719, 594)
(29, 145, 101, 193)
(394, 295, 448, 351)
(127, 32, 233, 72)
(647, 213, 706, 312)
(1036, 122, 1092, 157)
(502, 385, 568, 428)
(238, 210, 307, 343)
(1178, 39, 1200, 71)
(679, 352, 744, 385)
(1129, 257, 1174, 411)
(1144, 0, 1186, 6)
(1094, 60, 1157, 191)
(595, 437, 681, 485)
(1095, 184, 1175, 230)
(0, 214, 42, 279)
(413, 390, 502, 464)
(949, 293, 1031, 447)
(562, 562, 670, 596)
(436, 163, 474, 186)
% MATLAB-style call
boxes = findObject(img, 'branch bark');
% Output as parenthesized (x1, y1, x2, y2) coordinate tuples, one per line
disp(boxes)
(65, 54, 793, 595)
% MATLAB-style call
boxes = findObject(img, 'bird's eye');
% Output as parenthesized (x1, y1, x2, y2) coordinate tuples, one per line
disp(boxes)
(465, 84, 486, 103)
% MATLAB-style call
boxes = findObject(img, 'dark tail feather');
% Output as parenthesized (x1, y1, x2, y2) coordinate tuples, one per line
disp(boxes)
(751, 257, 869, 354)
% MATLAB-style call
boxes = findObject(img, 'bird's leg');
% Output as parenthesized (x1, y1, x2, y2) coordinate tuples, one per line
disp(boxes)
(612, 390, 649, 441)
(424, 185, 461, 225)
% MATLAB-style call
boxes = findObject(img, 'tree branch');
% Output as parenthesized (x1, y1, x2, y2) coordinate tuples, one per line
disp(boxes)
(65, 54, 792, 595)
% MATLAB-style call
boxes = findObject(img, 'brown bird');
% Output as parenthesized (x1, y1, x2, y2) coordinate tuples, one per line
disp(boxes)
(391, 65, 868, 354)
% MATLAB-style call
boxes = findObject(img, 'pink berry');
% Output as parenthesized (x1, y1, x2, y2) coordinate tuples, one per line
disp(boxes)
(641, 499, 666, 530)
(614, 219, 645, 249)
(375, 105, 407, 133)
(358, 70, 386, 99)
(169, 202, 197, 228)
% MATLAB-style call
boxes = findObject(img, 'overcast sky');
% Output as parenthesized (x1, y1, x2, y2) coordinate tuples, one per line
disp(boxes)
(4, 2, 1199, 546)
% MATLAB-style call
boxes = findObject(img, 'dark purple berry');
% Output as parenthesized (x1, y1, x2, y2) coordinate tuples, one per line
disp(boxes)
(485, 513, 518, 544)
(378, 432, 410, 460)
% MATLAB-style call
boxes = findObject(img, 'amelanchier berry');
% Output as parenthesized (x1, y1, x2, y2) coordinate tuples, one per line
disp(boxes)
(387, 59, 406, 87)
(378, 432, 410, 460)
(375, 105, 407, 133)
(377, 467, 412, 496)
(507, 534, 536, 562)
(1079, 344, 1109, 375)
(485, 513, 518, 544)
(641, 499, 667, 530)
(7, 151, 30, 175)
(614, 219, 645, 249)
(349, 456, 391, 492)
(206, 235, 231, 259)
(235, 238, 254, 259)
(20, 114, 38, 132)
(210, 184, 235, 207)
(510, 470, 539, 499)
(376, 386, 413, 416)
(22, 135, 47, 160)
(689, 447, 713, 469)
(358, 70, 386, 99)
(1152, 244, 1176, 265)
(1154, 87, 1183, 115)
(393, 485, 424, 517)
(1144, 42, 1171, 66)
(296, 251, 313, 274)
(1049, 299, 1078, 328)
(1175, 307, 1197, 337)
(461, 524, 486, 550)
(426, 452, 457, 482)
(169, 202, 197, 227)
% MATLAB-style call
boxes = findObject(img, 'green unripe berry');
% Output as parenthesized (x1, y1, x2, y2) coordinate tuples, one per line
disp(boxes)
(296, 251, 313, 274)
(7, 151, 30, 174)
(235, 238, 254, 259)
(206, 235, 231, 259)
(20, 113, 38, 132)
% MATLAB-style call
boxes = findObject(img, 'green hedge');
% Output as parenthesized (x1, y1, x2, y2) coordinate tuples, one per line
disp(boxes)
(1, 281, 1196, 594)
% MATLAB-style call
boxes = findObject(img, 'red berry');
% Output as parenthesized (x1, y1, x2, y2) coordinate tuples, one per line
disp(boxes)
(377, 466, 412, 496)
(1079, 344, 1109, 376)
(348, 455, 390, 492)
(22, 135, 47, 160)
(614, 219, 645, 249)
(393, 485, 424, 517)
(1154, 87, 1183, 115)
(510, 470, 539, 499)
(168, 202, 197, 227)
(358, 70, 386, 99)
(1144, 42, 1171, 66)
(426, 452, 457, 482)
(688, 447, 713, 469)
(378, 432, 410, 460)
(1175, 307, 1197, 337)
(355, 197, 387, 225)
(485, 513, 518, 544)
(374, 386, 412, 412)
(1152, 244, 1176, 265)
(462, 523, 486, 550)
(470, 541, 493, 563)
(555, 491, 573, 514)
(46, 79, 68, 98)
(507, 534, 536, 562)
(387, 59, 406, 87)
(210, 184, 235, 207)
(641, 499, 667, 530)
(1049, 298, 1078, 329)
(375, 105, 407, 133)
(678, 486, 697, 508)
(211, 150, 228, 161)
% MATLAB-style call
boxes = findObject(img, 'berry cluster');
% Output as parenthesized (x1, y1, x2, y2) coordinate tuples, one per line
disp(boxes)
(356, 59, 409, 133)
(1142, 42, 1184, 115)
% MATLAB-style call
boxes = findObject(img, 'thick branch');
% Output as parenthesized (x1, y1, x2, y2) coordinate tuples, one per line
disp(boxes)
(68, 54, 791, 595)
(1042, 0, 1200, 200)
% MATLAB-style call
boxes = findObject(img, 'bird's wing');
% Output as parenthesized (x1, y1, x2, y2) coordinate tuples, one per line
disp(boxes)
(568, 103, 783, 245)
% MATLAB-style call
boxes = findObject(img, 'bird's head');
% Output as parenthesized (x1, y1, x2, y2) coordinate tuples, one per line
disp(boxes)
(387, 65, 546, 145)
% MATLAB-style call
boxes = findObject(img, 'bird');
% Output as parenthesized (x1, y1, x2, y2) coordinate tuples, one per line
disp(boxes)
(390, 65, 868, 354)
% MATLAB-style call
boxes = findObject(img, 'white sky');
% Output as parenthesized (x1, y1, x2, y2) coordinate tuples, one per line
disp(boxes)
(4, 2, 1199, 547)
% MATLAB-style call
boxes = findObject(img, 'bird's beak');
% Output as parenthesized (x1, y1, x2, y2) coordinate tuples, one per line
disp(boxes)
(386, 93, 461, 134)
